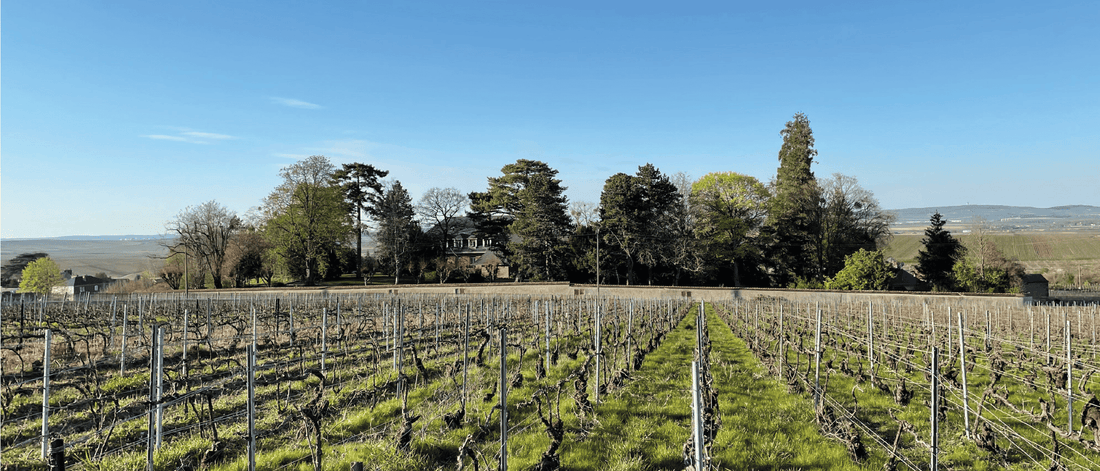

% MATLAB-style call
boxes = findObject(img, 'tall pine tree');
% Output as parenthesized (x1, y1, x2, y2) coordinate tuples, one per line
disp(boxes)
(917, 212, 964, 291)
(763, 112, 822, 286)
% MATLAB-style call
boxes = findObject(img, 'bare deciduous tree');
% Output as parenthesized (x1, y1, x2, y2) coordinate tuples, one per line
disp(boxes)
(417, 187, 469, 255)
(167, 200, 241, 289)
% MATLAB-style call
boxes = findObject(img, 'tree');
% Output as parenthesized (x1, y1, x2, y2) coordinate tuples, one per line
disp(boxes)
(816, 174, 895, 279)
(166, 200, 241, 289)
(333, 163, 389, 278)
(565, 201, 602, 283)
(471, 159, 572, 281)
(665, 172, 705, 286)
(262, 155, 355, 285)
(954, 222, 1026, 293)
(2, 252, 48, 287)
(599, 173, 643, 284)
(825, 249, 894, 290)
(599, 164, 682, 285)
(916, 212, 965, 291)
(691, 172, 770, 287)
(19, 256, 63, 295)
(417, 187, 469, 255)
(223, 228, 272, 287)
(763, 112, 823, 286)
(375, 181, 417, 284)
(510, 171, 573, 281)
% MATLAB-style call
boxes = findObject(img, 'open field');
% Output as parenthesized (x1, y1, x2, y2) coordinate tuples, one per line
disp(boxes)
(883, 232, 1100, 286)
(1, 239, 169, 278)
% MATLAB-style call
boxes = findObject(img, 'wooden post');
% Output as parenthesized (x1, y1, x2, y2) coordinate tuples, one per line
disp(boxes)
(48, 438, 65, 471)
(109, 297, 117, 349)
(594, 299, 601, 405)
(1046, 307, 1052, 365)
(120, 305, 129, 375)
(182, 309, 189, 377)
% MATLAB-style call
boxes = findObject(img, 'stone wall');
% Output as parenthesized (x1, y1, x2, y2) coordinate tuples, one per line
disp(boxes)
(253, 282, 1032, 309)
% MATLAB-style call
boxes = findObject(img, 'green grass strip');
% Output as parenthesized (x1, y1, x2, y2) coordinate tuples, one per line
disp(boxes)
(706, 307, 871, 470)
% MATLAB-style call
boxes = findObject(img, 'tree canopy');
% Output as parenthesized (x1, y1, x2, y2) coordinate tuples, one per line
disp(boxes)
(825, 249, 894, 291)
(472, 159, 572, 281)
(691, 171, 769, 286)
(19, 256, 63, 295)
(816, 174, 895, 279)
(262, 155, 354, 285)
(599, 164, 681, 285)
(166, 200, 241, 289)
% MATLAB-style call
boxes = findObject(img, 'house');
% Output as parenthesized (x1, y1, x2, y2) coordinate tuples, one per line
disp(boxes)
(51, 272, 114, 299)
(1022, 274, 1049, 300)
(886, 258, 928, 291)
(427, 217, 511, 279)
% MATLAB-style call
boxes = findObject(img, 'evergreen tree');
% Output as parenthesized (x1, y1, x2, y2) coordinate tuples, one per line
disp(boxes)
(916, 212, 964, 291)
(471, 159, 572, 281)
(333, 162, 389, 278)
(598, 164, 681, 285)
(375, 181, 417, 284)
(763, 112, 822, 286)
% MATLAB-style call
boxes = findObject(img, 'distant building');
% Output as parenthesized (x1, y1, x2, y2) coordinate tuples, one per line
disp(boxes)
(51, 274, 114, 299)
(1022, 274, 1049, 300)
(886, 258, 929, 291)
(427, 217, 511, 279)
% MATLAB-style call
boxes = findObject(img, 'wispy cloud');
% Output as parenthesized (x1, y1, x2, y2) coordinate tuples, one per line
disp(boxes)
(270, 97, 322, 109)
(182, 131, 235, 140)
(145, 134, 190, 142)
(144, 129, 237, 144)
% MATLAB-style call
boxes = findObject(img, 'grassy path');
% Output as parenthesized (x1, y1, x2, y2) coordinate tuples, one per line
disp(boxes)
(562, 304, 866, 471)
(706, 307, 869, 470)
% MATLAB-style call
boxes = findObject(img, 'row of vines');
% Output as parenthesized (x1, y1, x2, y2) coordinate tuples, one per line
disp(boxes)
(1, 292, 692, 470)
(719, 297, 1100, 470)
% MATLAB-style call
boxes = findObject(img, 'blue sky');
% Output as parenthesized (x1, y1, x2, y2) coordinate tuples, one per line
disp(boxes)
(3, 1, 1098, 238)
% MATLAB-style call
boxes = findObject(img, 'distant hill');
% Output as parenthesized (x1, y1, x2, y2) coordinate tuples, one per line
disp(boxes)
(1, 234, 173, 242)
(887, 205, 1100, 225)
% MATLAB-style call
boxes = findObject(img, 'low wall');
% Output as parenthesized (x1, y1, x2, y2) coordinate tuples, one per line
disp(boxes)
(156, 282, 1033, 308)
(245, 281, 1034, 308)
(730, 287, 1029, 309)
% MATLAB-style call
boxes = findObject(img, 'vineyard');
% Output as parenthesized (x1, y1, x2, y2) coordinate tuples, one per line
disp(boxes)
(2, 291, 1100, 470)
